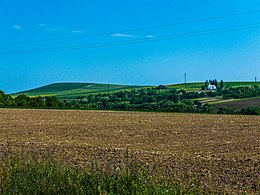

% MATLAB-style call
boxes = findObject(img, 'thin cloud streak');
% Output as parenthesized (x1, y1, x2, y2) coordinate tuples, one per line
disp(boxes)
(112, 33, 137, 38)
(38, 23, 46, 27)
(13, 24, 22, 30)
(72, 30, 84, 33)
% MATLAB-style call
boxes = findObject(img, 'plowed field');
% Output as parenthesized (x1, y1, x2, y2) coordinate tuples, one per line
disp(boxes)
(0, 109, 259, 193)
(213, 97, 260, 110)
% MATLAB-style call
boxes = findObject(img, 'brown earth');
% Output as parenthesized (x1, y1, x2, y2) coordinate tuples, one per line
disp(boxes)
(0, 108, 259, 193)
(213, 97, 260, 111)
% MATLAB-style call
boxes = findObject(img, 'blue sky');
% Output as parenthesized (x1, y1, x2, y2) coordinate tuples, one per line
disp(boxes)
(0, 0, 260, 93)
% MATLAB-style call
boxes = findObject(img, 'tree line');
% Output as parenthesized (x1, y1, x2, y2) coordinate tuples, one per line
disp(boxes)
(75, 88, 212, 113)
(74, 83, 259, 115)
(0, 82, 259, 115)
(0, 92, 64, 108)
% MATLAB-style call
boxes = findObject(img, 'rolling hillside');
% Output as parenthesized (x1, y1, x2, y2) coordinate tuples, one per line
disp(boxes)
(13, 83, 148, 99)
(14, 81, 260, 99)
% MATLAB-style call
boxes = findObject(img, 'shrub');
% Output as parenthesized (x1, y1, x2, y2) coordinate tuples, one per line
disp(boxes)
(239, 107, 260, 115)
(218, 106, 235, 114)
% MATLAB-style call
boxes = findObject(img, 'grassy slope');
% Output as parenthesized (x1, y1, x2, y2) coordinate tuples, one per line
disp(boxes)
(167, 82, 204, 91)
(225, 81, 260, 87)
(14, 83, 149, 99)
(13, 81, 260, 99)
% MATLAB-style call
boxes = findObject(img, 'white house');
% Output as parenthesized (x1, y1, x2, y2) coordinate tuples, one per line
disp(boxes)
(207, 84, 217, 90)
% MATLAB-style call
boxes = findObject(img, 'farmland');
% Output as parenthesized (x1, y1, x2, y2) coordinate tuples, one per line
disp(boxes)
(0, 108, 259, 193)
(194, 96, 260, 112)
(14, 81, 260, 99)
(212, 97, 260, 110)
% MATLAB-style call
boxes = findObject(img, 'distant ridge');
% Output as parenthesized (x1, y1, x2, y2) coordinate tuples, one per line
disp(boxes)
(13, 81, 260, 99)
(13, 82, 148, 99)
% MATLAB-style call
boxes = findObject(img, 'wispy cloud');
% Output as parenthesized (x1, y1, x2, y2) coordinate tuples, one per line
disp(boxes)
(38, 24, 83, 34)
(13, 24, 22, 30)
(72, 30, 84, 33)
(112, 33, 137, 38)
(146, 35, 155, 38)
(38, 23, 46, 27)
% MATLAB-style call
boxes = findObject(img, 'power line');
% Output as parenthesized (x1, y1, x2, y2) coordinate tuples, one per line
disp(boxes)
(1, 23, 259, 55)
(0, 9, 259, 46)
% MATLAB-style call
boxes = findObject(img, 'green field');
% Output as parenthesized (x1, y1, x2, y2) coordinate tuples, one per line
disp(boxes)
(224, 81, 260, 87)
(13, 81, 260, 99)
(168, 81, 260, 91)
(167, 82, 204, 91)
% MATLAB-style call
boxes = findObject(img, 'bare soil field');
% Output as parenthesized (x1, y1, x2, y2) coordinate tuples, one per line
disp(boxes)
(0, 108, 259, 193)
(212, 97, 260, 111)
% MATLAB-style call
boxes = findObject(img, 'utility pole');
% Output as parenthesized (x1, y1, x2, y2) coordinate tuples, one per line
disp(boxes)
(184, 72, 187, 85)
(255, 76, 257, 82)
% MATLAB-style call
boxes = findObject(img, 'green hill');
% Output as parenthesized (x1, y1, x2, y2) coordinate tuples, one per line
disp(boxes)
(14, 83, 148, 99)
(14, 81, 260, 99)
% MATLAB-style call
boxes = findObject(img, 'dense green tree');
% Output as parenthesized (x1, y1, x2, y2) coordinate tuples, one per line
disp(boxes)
(220, 80, 224, 89)
(15, 95, 30, 107)
(4, 95, 16, 106)
(45, 96, 60, 107)
(218, 106, 235, 114)
(156, 85, 167, 90)
(202, 80, 209, 90)
(240, 107, 260, 115)
(214, 79, 218, 87)
(0, 91, 5, 105)
(31, 97, 46, 107)
(201, 104, 212, 113)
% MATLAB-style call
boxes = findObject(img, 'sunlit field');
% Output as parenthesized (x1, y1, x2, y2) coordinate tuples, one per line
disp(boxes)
(0, 108, 259, 193)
